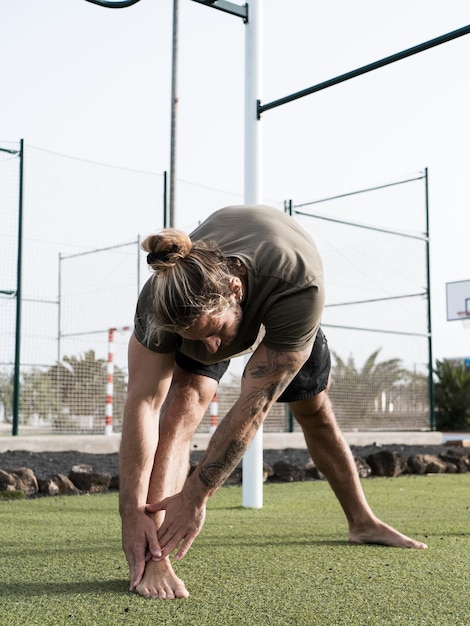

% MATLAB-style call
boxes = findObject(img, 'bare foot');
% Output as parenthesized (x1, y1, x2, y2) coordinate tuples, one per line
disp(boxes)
(134, 558, 190, 599)
(349, 518, 428, 549)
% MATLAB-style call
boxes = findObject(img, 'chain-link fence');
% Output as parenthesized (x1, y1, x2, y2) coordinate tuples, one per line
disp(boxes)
(0, 143, 431, 435)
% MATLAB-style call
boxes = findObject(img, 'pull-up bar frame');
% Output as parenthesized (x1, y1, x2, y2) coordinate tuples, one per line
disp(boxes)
(258, 24, 470, 118)
(191, 0, 247, 21)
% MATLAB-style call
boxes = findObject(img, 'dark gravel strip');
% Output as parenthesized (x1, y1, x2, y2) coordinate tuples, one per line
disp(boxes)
(0, 444, 466, 482)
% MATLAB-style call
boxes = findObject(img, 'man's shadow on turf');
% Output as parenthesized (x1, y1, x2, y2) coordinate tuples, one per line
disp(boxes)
(2, 579, 127, 598)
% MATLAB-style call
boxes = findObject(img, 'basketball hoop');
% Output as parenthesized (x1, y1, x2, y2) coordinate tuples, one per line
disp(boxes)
(457, 311, 470, 328)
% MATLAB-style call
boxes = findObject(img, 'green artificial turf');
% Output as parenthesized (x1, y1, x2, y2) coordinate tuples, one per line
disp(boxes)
(0, 475, 468, 626)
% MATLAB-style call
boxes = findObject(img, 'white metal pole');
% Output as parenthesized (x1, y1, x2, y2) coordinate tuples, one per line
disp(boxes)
(243, 0, 262, 205)
(242, 0, 263, 509)
(169, 0, 179, 227)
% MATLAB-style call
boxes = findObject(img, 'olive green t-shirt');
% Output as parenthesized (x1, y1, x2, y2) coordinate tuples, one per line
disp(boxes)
(134, 205, 324, 364)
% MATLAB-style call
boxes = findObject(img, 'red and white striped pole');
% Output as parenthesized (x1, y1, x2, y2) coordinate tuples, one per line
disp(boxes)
(105, 326, 130, 435)
(209, 393, 219, 434)
(105, 328, 115, 435)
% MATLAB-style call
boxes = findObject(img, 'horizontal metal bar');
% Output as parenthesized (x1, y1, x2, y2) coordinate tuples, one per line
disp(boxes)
(294, 175, 425, 210)
(325, 292, 427, 308)
(23, 297, 59, 305)
(258, 24, 470, 116)
(59, 329, 112, 338)
(0, 147, 20, 155)
(322, 323, 430, 338)
(59, 327, 130, 339)
(191, 0, 248, 21)
(294, 209, 428, 241)
(59, 239, 139, 261)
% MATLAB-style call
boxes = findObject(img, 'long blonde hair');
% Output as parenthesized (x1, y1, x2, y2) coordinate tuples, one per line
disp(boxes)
(141, 229, 234, 335)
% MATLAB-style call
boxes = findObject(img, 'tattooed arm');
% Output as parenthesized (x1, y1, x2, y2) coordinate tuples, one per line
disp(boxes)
(197, 344, 310, 493)
(146, 342, 311, 560)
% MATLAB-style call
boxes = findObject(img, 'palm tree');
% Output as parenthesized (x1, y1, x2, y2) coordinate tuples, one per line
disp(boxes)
(330, 349, 416, 428)
(20, 369, 61, 424)
(0, 372, 14, 424)
(46, 350, 127, 431)
(434, 359, 470, 431)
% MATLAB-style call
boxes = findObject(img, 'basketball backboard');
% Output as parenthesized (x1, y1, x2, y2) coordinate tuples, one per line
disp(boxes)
(446, 279, 470, 322)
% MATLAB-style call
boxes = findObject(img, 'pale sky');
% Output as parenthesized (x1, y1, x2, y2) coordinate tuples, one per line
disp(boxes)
(1, 0, 470, 372)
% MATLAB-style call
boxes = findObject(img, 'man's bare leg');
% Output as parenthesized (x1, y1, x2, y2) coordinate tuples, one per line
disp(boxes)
(135, 367, 218, 599)
(289, 391, 428, 549)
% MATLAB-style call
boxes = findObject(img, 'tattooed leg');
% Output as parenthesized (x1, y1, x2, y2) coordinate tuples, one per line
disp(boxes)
(290, 388, 428, 549)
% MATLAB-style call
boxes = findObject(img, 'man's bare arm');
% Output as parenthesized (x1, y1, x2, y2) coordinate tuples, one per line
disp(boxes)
(119, 334, 174, 588)
(149, 343, 311, 559)
(119, 335, 174, 512)
(195, 344, 310, 495)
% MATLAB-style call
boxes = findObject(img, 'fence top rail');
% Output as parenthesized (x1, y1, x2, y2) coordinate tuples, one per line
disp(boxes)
(292, 174, 425, 209)
(59, 239, 139, 260)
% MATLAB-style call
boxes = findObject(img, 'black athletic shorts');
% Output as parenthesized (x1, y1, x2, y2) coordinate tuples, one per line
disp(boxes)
(175, 328, 331, 403)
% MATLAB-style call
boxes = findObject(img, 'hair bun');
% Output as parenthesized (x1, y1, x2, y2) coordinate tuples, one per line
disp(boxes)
(146, 245, 179, 265)
(141, 230, 192, 270)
